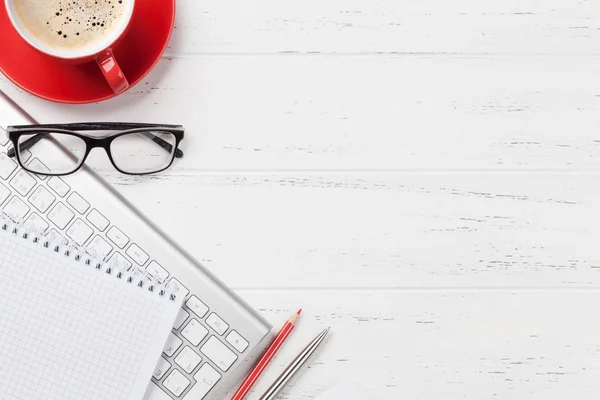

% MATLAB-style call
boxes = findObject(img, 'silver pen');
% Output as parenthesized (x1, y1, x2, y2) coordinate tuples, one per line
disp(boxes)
(258, 327, 331, 400)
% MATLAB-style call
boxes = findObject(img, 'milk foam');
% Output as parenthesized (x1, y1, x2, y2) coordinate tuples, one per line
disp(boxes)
(14, 0, 129, 52)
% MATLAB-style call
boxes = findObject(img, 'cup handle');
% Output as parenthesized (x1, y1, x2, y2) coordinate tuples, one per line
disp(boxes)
(96, 49, 129, 94)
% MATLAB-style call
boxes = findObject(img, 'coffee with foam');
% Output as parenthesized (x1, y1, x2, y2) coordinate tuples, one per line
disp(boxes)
(14, 0, 130, 53)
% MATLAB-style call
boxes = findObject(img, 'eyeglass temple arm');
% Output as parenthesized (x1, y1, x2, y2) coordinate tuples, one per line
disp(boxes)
(7, 132, 183, 159)
(6, 134, 44, 158)
(141, 132, 184, 158)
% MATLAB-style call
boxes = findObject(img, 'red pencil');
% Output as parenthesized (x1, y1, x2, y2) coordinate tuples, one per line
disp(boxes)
(230, 309, 302, 400)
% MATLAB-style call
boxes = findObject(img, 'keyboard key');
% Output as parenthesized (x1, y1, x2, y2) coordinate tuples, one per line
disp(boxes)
(108, 252, 132, 270)
(186, 296, 209, 318)
(163, 370, 190, 397)
(181, 319, 209, 346)
(191, 363, 221, 399)
(163, 333, 183, 357)
(200, 336, 238, 372)
(66, 219, 93, 246)
(27, 158, 50, 180)
(28, 186, 55, 213)
(86, 235, 113, 258)
(47, 176, 70, 197)
(153, 358, 171, 380)
(67, 192, 90, 214)
(0, 153, 17, 180)
(175, 346, 202, 374)
(126, 243, 149, 266)
(174, 309, 190, 330)
(9, 170, 36, 196)
(226, 331, 249, 353)
(47, 202, 74, 229)
(2, 197, 30, 221)
(146, 260, 169, 283)
(86, 209, 109, 231)
(25, 213, 49, 233)
(168, 278, 189, 298)
(0, 182, 10, 205)
(106, 226, 129, 248)
(206, 313, 229, 336)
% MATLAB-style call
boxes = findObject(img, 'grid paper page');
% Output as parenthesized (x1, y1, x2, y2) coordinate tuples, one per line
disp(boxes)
(0, 232, 184, 400)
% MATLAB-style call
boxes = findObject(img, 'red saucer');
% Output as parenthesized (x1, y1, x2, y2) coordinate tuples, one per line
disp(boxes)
(0, 0, 175, 104)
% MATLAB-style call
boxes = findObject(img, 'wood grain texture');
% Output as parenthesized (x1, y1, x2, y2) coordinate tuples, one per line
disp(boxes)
(238, 290, 600, 399)
(58, 172, 598, 289)
(165, 0, 600, 55)
(2, 56, 600, 170)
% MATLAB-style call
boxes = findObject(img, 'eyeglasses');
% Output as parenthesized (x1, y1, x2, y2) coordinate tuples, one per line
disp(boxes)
(6, 123, 185, 176)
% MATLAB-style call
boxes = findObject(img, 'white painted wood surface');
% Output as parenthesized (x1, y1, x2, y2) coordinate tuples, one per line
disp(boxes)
(2, 0, 600, 398)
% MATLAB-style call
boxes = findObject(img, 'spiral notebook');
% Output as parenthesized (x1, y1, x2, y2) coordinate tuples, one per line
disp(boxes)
(0, 220, 184, 400)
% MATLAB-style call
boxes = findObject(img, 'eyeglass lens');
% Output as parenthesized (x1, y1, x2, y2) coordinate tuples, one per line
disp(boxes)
(17, 132, 86, 175)
(110, 131, 177, 174)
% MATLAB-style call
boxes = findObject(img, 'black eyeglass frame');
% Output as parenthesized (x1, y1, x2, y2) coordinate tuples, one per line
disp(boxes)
(6, 122, 185, 176)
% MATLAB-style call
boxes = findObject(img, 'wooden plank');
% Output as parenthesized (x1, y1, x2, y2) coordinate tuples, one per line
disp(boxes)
(167, 0, 600, 55)
(80, 173, 600, 288)
(237, 290, 600, 399)
(2, 56, 600, 170)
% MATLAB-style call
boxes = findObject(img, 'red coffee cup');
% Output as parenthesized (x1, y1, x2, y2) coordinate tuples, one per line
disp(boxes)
(4, 0, 135, 94)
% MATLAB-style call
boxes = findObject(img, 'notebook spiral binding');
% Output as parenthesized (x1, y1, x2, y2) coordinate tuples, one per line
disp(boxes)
(0, 216, 178, 301)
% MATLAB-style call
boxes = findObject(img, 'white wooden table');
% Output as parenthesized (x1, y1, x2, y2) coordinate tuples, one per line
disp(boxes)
(2, 1, 600, 398)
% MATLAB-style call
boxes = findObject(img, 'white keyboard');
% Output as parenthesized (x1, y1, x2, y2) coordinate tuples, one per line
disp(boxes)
(0, 93, 272, 400)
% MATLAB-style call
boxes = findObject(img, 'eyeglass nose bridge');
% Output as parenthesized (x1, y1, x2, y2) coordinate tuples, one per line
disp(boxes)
(78, 137, 115, 165)
(85, 136, 112, 150)
(83, 136, 116, 159)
